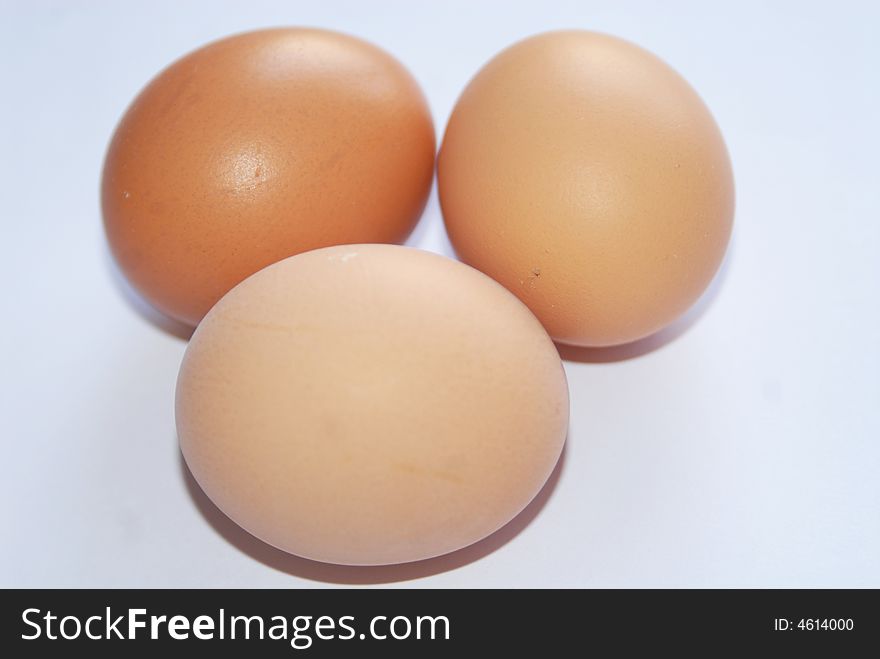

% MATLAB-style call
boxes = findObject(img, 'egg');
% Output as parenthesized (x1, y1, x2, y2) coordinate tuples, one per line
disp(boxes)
(176, 244, 569, 565)
(438, 31, 734, 347)
(103, 28, 435, 327)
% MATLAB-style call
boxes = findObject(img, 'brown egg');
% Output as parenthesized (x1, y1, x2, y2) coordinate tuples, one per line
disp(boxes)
(438, 31, 734, 347)
(103, 28, 435, 326)
(176, 244, 568, 565)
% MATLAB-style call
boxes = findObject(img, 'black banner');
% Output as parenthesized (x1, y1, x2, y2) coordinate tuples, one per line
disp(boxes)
(2, 589, 876, 654)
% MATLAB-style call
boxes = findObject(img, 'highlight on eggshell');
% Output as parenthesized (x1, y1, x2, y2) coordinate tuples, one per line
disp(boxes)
(103, 27, 435, 327)
(438, 30, 734, 347)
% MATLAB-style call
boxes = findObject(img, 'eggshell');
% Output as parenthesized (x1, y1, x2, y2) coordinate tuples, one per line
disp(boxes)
(176, 244, 569, 565)
(103, 28, 435, 326)
(438, 31, 734, 347)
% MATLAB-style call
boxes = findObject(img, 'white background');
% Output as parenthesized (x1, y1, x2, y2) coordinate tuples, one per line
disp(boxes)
(2, 1, 878, 587)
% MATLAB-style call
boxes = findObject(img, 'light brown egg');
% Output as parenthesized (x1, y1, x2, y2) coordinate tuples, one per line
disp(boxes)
(438, 31, 734, 347)
(103, 28, 435, 327)
(176, 244, 569, 565)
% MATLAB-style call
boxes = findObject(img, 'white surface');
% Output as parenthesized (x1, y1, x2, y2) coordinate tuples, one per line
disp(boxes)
(2, 0, 878, 588)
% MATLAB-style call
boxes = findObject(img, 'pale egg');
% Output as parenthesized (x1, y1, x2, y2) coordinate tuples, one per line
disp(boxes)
(176, 244, 568, 565)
